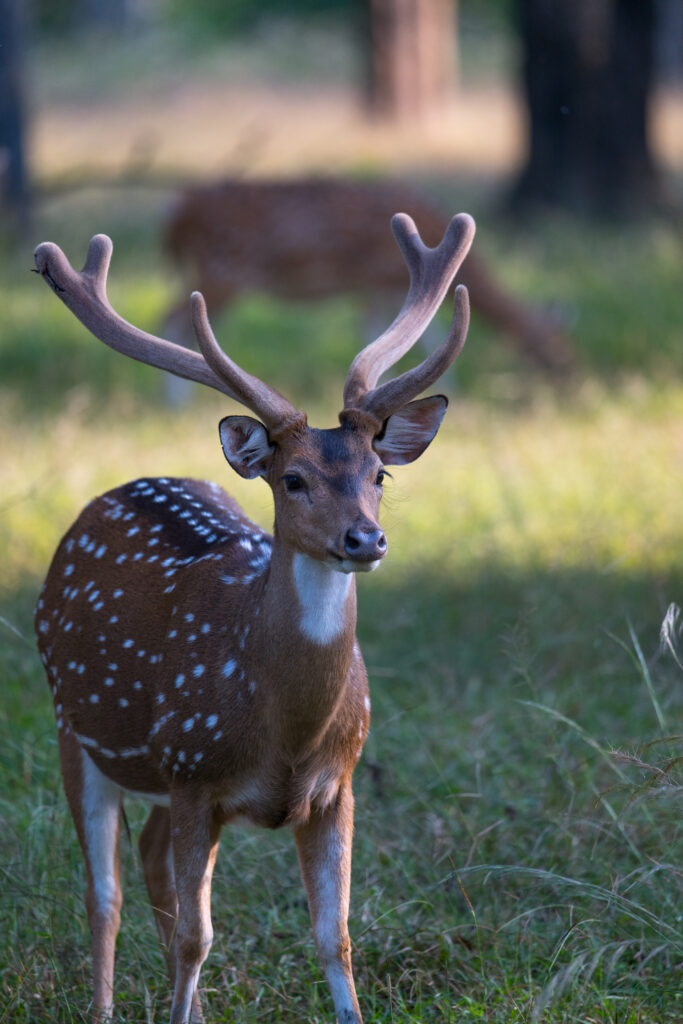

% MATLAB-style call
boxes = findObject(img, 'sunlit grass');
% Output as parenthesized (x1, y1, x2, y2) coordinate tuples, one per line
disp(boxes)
(3, 378, 683, 595)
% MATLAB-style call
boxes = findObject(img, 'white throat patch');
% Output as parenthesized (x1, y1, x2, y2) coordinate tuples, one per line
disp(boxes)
(292, 553, 352, 645)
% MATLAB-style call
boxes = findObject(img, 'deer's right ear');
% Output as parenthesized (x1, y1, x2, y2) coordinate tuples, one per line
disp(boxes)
(219, 416, 275, 479)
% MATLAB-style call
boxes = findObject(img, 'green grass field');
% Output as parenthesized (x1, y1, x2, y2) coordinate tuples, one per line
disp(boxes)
(1, 188, 681, 1023)
(1, 18, 683, 1022)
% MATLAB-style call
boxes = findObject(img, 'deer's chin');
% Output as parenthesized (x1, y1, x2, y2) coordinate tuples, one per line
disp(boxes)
(325, 553, 383, 574)
(350, 559, 382, 574)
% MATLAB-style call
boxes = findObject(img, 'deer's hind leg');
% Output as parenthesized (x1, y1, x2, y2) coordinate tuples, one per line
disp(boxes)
(139, 804, 204, 1023)
(58, 729, 123, 1022)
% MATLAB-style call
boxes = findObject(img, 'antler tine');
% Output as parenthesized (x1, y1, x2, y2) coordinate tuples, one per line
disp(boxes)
(33, 235, 295, 418)
(343, 212, 475, 414)
(191, 292, 300, 430)
(360, 284, 470, 423)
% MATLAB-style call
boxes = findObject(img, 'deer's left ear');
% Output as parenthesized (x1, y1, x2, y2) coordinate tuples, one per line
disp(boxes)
(373, 395, 448, 466)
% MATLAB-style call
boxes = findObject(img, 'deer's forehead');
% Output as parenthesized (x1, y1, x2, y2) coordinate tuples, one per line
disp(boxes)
(278, 426, 379, 484)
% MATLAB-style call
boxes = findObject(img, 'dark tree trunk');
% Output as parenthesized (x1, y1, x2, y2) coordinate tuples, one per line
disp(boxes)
(0, 0, 30, 236)
(511, 0, 661, 216)
(365, 0, 458, 121)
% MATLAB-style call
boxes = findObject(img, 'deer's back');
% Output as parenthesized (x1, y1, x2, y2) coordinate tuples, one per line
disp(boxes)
(36, 477, 273, 794)
(165, 178, 447, 301)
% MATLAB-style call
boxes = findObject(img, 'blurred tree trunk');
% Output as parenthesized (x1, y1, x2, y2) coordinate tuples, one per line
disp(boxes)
(365, 0, 458, 121)
(511, 0, 661, 216)
(0, 0, 30, 237)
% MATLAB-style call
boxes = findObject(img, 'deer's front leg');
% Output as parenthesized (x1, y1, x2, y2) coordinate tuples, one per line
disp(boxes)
(294, 780, 363, 1024)
(169, 792, 221, 1024)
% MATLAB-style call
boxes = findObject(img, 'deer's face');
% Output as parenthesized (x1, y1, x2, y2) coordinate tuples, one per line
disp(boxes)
(218, 397, 448, 574)
(271, 422, 388, 573)
(219, 415, 386, 572)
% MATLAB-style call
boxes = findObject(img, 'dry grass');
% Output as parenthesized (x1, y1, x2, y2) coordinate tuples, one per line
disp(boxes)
(32, 81, 525, 183)
(28, 21, 683, 187)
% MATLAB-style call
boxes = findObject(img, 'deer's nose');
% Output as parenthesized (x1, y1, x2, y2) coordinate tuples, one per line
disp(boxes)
(344, 526, 388, 562)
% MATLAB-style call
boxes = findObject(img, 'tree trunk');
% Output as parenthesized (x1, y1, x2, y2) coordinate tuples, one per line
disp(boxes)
(366, 0, 458, 121)
(0, 0, 30, 236)
(511, 0, 661, 216)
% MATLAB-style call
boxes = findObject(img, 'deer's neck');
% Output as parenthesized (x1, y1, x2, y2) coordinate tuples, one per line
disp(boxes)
(291, 552, 354, 645)
(251, 543, 358, 749)
(260, 543, 357, 650)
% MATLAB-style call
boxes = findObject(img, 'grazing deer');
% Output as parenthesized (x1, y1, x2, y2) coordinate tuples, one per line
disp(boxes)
(34, 210, 474, 1024)
(163, 177, 574, 375)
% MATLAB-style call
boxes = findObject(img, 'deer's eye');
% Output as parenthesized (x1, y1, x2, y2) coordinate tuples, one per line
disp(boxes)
(376, 469, 387, 486)
(283, 474, 304, 493)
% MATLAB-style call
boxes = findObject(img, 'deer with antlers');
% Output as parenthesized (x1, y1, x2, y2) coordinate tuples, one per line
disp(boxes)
(34, 210, 474, 1024)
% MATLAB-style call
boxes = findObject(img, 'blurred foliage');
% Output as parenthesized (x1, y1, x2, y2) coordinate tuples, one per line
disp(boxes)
(164, 0, 360, 38)
(28, 0, 81, 36)
(29, 0, 361, 38)
(28, 0, 126, 35)
(28, 0, 515, 40)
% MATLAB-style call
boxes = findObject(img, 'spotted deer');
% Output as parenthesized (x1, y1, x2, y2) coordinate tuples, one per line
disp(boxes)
(163, 177, 574, 375)
(34, 210, 475, 1024)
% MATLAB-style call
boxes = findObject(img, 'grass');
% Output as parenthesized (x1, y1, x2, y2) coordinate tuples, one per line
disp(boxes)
(2, 205, 682, 1022)
(2, 16, 683, 1021)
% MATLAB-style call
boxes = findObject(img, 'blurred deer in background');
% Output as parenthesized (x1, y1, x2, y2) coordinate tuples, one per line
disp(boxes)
(162, 177, 574, 382)
(35, 210, 474, 1023)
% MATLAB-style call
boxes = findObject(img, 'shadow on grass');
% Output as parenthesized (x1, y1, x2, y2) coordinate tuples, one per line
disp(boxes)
(4, 556, 682, 709)
(358, 559, 682, 711)
(2, 558, 681, 1021)
(4, 557, 680, 769)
